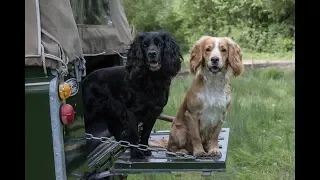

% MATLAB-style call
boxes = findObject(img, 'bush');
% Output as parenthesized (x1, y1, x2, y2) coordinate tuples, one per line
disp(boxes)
(259, 68, 285, 80)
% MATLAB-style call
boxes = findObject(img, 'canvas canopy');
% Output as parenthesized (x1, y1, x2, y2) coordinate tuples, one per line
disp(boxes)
(25, 0, 132, 70)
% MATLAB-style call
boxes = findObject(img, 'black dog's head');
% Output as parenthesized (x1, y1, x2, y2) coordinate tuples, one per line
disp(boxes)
(125, 31, 183, 79)
(141, 33, 164, 71)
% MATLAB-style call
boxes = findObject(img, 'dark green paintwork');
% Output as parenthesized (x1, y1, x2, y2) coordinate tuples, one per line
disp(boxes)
(25, 66, 50, 79)
(25, 68, 56, 180)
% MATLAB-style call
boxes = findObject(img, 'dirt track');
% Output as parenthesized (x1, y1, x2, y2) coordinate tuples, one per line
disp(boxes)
(242, 60, 295, 68)
(178, 60, 295, 76)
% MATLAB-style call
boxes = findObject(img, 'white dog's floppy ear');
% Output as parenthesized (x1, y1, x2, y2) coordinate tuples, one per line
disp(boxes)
(189, 40, 203, 74)
(225, 37, 244, 76)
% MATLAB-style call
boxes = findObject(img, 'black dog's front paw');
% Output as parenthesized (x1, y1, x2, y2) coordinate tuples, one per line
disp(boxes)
(130, 147, 145, 159)
(120, 131, 130, 141)
(143, 150, 152, 156)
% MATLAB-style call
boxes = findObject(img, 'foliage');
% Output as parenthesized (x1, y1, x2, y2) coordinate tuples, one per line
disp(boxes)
(259, 67, 285, 80)
(123, 0, 295, 54)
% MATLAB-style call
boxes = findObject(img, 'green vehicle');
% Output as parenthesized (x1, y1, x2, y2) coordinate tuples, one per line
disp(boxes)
(25, 0, 230, 179)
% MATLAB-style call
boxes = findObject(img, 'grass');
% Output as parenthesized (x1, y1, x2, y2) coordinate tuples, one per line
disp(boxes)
(128, 67, 295, 180)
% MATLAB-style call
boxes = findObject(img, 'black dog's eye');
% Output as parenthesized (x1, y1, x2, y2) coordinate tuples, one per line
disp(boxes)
(158, 43, 163, 47)
(143, 43, 148, 48)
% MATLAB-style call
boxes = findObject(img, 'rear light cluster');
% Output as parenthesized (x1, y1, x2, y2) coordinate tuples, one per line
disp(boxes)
(60, 104, 75, 125)
(59, 82, 75, 125)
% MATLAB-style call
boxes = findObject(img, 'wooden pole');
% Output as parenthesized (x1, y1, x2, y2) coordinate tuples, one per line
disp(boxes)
(157, 114, 174, 122)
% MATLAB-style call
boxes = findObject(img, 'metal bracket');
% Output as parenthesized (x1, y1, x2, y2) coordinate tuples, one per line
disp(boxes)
(79, 58, 86, 77)
(201, 171, 212, 177)
(73, 58, 86, 82)
(49, 77, 67, 180)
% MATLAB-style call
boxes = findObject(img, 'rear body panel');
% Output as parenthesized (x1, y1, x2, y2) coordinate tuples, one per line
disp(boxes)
(25, 70, 56, 180)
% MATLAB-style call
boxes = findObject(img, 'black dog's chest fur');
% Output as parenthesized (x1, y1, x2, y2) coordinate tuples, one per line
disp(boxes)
(126, 77, 170, 121)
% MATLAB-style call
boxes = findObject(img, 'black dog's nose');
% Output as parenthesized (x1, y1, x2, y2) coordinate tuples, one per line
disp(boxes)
(211, 57, 219, 63)
(148, 51, 157, 58)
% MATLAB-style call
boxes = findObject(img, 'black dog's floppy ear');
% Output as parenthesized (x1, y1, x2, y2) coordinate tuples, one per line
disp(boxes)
(125, 33, 146, 79)
(160, 31, 183, 77)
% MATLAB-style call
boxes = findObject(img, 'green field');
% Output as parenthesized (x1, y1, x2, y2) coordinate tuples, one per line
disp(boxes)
(128, 67, 295, 180)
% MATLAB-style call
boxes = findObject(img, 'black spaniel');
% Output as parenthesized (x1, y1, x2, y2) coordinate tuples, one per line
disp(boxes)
(82, 31, 183, 158)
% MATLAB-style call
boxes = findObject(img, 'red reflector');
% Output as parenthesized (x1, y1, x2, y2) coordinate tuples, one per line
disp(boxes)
(60, 104, 75, 125)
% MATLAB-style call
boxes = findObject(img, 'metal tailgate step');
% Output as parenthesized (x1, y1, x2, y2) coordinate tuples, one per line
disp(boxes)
(110, 128, 230, 175)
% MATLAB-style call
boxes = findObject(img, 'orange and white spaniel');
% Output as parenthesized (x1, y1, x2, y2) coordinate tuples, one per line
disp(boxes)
(167, 36, 244, 157)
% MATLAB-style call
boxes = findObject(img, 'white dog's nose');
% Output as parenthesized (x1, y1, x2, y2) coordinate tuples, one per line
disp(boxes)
(211, 57, 219, 63)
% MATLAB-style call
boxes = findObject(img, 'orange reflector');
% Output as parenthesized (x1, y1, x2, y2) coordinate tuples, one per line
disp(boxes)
(59, 82, 71, 100)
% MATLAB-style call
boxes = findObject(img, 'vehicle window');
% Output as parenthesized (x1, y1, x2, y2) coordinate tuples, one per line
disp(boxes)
(70, 0, 113, 25)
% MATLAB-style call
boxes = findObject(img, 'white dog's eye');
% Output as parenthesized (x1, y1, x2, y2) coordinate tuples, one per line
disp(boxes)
(221, 48, 226, 52)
